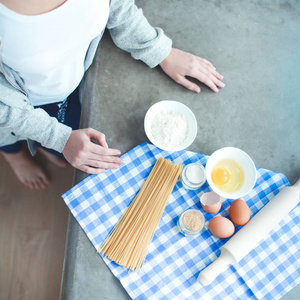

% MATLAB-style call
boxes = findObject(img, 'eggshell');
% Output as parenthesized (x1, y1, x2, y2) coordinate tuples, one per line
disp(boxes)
(201, 201, 222, 214)
(208, 216, 235, 238)
(229, 199, 251, 225)
(200, 192, 222, 214)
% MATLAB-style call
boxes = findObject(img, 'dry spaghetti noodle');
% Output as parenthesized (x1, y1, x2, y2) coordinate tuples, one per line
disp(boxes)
(99, 157, 182, 271)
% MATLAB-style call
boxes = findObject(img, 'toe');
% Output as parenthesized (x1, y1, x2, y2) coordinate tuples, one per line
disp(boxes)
(36, 177, 46, 189)
(25, 180, 34, 190)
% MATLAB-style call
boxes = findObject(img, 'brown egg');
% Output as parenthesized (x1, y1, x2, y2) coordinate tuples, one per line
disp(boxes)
(208, 216, 235, 238)
(229, 199, 251, 226)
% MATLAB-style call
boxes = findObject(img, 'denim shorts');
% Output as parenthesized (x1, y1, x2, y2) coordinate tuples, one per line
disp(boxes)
(0, 87, 81, 158)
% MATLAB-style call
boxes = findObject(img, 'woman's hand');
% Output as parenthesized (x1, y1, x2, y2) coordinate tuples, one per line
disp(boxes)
(62, 128, 123, 174)
(159, 48, 225, 93)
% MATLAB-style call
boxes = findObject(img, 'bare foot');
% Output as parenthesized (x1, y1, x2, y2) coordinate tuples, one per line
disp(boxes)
(37, 148, 67, 168)
(1, 149, 50, 190)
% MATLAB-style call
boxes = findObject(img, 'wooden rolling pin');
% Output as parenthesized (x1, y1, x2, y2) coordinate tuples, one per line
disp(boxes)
(198, 179, 300, 286)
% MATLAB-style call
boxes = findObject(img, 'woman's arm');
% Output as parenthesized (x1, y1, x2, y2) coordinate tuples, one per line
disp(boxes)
(107, 0, 172, 68)
(107, 0, 224, 92)
(0, 75, 123, 174)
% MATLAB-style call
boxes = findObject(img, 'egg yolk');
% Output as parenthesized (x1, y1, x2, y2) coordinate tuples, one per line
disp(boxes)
(212, 168, 230, 185)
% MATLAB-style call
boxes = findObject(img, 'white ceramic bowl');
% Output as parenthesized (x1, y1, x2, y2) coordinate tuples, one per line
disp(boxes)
(144, 100, 197, 151)
(206, 147, 257, 199)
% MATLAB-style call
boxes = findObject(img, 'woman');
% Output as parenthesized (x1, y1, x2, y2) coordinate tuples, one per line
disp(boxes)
(0, 0, 224, 189)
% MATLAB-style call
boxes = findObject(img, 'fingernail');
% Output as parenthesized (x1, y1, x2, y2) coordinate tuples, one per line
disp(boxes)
(194, 87, 200, 93)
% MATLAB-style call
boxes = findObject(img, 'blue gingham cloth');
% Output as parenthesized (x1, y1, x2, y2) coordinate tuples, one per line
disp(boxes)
(62, 143, 300, 300)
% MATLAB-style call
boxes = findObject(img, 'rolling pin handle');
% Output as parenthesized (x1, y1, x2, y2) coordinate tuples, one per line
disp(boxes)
(197, 248, 235, 286)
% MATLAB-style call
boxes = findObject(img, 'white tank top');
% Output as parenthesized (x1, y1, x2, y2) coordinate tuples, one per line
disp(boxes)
(0, 0, 109, 105)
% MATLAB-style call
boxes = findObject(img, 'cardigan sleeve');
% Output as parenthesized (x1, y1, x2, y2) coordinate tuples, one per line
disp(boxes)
(0, 72, 72, 153)
(107, 0, 172, 68)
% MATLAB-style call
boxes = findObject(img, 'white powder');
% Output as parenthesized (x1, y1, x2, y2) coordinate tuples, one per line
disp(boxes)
(186, 164, 205, 184)
(151, 111, 189, 148)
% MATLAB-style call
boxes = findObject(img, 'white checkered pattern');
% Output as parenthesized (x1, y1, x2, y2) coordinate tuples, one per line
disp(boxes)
(62, 143, 300, 300)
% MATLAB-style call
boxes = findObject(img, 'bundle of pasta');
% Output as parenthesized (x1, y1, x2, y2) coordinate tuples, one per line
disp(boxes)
(99, 157, 182, 271)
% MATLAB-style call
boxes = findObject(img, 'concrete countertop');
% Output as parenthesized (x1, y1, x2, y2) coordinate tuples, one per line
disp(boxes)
(60, 1, 300, 299)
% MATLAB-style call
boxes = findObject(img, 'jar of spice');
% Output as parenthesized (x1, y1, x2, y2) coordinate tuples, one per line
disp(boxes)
(177, 209, 205, 236)
(180, 162, 206, 190)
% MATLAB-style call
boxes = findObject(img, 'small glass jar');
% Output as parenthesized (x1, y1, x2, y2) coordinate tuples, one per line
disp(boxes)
(180, 162, 206, 190)
(177, 209, 205, 236)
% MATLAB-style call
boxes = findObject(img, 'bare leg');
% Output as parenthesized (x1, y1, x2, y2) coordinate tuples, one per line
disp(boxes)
(1, 148, 50, 190)
(37, 148, 67, 168)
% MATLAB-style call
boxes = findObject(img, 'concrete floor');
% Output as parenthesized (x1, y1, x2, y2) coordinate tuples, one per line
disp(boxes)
(61, 1, 300, 299)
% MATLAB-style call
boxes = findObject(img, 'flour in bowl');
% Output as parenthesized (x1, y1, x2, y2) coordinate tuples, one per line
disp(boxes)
(151, 111, 189, 148)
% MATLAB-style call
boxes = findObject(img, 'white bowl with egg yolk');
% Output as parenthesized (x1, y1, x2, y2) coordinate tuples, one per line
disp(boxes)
(206, 147, 257, 199)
